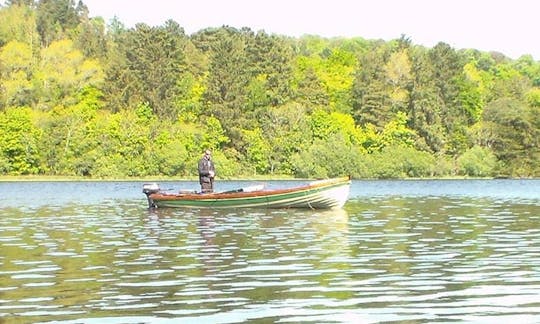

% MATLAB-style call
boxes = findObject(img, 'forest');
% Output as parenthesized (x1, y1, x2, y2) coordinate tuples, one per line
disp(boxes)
(1, 0, 539, 179)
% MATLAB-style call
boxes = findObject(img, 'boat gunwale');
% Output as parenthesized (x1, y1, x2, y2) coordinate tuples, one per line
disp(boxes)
(149, 176, 351, 201)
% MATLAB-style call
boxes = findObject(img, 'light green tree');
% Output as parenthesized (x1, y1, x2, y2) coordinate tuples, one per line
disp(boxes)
(0, 40, 34, 107)
(242, 127, 271, 174)
(380, 111, 417, 148)
(384, 48, 412, 112)
(457, 146, 498, 177)
(36, 39, 103, 108)
(0, 2, 39, 49)
(0, 107, 41, 174)
(201, 116, 229, 151)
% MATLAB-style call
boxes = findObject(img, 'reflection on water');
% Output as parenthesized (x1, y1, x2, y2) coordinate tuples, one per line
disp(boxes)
(0, 181, 539, 323)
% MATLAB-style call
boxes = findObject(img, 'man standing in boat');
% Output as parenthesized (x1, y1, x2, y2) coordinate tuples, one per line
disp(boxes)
(198, 149, 215, 193)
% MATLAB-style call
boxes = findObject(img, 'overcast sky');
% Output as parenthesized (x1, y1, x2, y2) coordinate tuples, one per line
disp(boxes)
(81, 0, 538, 59)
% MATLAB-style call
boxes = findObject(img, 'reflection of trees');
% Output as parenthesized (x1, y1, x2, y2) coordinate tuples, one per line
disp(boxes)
(0, 204, 130, 317)
(344, 196, 539, 303)
(188, 208, 353, 303)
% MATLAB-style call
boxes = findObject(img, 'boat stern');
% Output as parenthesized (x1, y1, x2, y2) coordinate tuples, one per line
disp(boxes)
(142, 183, 160, 208)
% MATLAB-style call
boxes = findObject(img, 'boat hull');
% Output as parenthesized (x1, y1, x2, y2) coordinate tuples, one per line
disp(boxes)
(145, 177, 351, 209)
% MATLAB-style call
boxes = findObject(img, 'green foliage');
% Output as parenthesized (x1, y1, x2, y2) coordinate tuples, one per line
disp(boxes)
(36, 39, 103, 108)
(104, 21, 187, 119)
(245, 32, 295, 107)
(0, 40, 34, 107)
(40, 100, 98, 175)
(0, 107, 41, 174)
(407, 47, 447, 153)
(260, 102, 312, 175)
(366, 145, 435, 178)
(0, 2, 39, 47)
(201, 116, 229, 151)
(175, 72, 206, 121)
(457, 146, 498, 177)
(290, 134, 366, 179)
(457, 62, 485, 123)
(73, 17, 108, 59)
(384, 49, 412, 112)
(526, 88, 540, 107)
(1, 4, 539, 178)
(36, 0, 82, 46)
(351, 43, 393, 129)
(295, 47, 356, 112)
(242, 127, 271, 174)
(380, 111, 417, 148)
(479, 98, 539, 177)
(309, 109, 365, 147)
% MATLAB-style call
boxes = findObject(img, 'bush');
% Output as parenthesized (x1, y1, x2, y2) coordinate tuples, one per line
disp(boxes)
(367, 145, 436, 178)
(457, 146, 498, 177)
(290, 134, 365, 178)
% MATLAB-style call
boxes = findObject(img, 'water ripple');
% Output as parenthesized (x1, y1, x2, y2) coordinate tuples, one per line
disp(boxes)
(1, 186, 539, 323)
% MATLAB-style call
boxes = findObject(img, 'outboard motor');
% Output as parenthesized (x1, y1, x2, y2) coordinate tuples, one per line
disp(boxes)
(142, 183, 160, 208)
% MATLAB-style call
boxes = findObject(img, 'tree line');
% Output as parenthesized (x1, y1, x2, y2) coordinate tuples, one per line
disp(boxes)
(1, 0, 539, 179)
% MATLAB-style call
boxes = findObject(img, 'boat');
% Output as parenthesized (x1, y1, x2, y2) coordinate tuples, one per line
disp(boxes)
(142, 176, 351, 209)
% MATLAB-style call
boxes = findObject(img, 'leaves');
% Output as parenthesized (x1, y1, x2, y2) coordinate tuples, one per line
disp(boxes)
(0, 4, 539, 178)
(0, 107, 41, 175)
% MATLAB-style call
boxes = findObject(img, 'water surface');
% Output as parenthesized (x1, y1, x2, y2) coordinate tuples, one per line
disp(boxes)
(0, 179, 539, 323)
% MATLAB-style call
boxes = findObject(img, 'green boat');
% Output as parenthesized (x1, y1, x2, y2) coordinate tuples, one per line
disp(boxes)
(142, 177, 351, 209)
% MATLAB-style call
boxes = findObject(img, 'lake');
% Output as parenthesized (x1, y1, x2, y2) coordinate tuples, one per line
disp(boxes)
(1, 179, 539, 323)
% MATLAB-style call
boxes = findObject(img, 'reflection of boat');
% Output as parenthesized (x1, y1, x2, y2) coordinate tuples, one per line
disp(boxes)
(142, 177, 351, 209)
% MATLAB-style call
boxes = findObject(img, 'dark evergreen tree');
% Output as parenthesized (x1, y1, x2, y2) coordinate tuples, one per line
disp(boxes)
(351, 43, 393, 130)
(201, 26, 250, 148)
(407, 47, 445, 153)
(103, 20, 187, 119)
(296, 67, 329, 108)
(481, 98, 539, 176)
(73, 15, 107, 59)
(5, 0, 36, 7)
(428, 42, 469, 154)
(245, 31, 294, 107)
(36, 0, 81, 46)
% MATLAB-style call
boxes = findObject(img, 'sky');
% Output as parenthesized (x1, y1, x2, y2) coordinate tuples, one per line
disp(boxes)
(81, 0, 538, 60)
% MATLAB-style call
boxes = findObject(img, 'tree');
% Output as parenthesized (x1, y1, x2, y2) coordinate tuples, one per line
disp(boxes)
(489, 60, 530, 102)
(0, 107, 41, 174)
(36, 0, 81, 46)
(428, 42, 469, 155)
(407, 47, 445, 153)
(36, 39, 103, 108)
(294, 66, 329, 108)
(259, 102, 311, 174)
(104, 20, 187, 118)
(384, 48, 412, 113)
(202, 26, 250, 146)
(0, 1, 39, 49)
(242, 127, 271, 174)
(457, 146, 498, 177)
(457, 61, 486, 124)
(480, 98, 539, 176)
(201, 116, 229, 151)
(295, 45, 356, 113)
(351, 42, 393, 129)
(308, 108, 365, 146)
(365, 145, 435, 178)
(245, 31, 294, 107)
(73, 16, 107, 59)
(380, 111, 417, 148)
(290, 133, 365, 178)
(0, 40, 35, 108)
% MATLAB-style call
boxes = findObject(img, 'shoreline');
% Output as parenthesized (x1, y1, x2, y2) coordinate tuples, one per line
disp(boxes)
(0, 175, 532, 182)
(0, 175, 296, 182)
